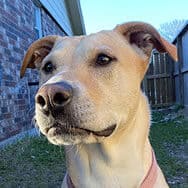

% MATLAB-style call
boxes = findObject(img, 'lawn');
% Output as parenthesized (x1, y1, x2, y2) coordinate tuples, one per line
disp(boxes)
(150, 118, 188, 187)
(0, 114, 187, 188)
(0, 136, 66, 187)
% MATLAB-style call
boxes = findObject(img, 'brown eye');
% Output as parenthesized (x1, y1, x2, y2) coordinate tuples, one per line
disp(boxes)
(43, 61, 55, 73)
(96, 54, 114, 66)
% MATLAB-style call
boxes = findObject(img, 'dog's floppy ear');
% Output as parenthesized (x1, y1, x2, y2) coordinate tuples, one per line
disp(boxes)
(20, 35, 59, 78)
(114, 22, 177, 62)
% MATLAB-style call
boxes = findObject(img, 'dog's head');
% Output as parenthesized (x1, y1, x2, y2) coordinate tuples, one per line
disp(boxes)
(20, 22, 177, 145)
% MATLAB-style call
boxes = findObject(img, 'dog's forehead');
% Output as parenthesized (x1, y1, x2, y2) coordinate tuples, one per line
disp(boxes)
(47, 36, 85, 64)
(53, 30, 122, 53)
(53, 36, 84, 50)
(81, 30, 126, 50)
(48, 30, 128, 68)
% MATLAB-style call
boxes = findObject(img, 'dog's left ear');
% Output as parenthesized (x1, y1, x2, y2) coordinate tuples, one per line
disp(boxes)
(114, 22, 177, 62)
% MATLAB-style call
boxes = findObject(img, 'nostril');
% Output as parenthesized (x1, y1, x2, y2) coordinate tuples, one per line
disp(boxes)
(53, 92, 69, 106)
(36, 95, 46, 107)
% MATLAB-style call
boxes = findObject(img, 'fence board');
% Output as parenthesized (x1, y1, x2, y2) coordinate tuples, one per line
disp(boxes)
(143, 51, 175, 108)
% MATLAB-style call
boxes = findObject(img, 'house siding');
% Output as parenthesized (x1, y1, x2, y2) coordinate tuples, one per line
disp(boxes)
(0, 0, 67, 142)
(40, 0, 73, 35)
(182, 30, 188, 70)
(173, 25, 188, 108)
(41, 8, 66, 36)
(183, 74, 188, 107)
(182, 30, 188, 107)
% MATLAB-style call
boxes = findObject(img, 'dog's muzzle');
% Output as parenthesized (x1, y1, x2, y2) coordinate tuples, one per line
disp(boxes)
(35, 82, 116, 140)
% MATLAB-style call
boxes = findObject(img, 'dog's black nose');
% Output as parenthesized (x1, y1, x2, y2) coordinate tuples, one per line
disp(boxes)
(35, 82, 73, 112)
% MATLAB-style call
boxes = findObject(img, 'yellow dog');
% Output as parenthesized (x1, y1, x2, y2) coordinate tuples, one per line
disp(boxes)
(21, 22, 177, 188)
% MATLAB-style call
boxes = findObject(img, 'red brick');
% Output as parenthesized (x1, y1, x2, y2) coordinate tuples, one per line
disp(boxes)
(3, 113, 12, 119)
(0, 0, 67, 142)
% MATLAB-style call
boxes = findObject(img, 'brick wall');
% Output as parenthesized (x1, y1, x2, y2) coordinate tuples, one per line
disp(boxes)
(0, 0, 67, 142)
(41, 9, 66, 37)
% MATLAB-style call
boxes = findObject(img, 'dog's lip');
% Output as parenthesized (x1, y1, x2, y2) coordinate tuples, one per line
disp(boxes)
(46, 124, 116, 137)
(91, 124, 116, 137)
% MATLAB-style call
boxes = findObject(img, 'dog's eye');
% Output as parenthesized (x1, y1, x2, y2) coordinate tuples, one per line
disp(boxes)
(43, 61, 55, 73)
(96, 54, 114, 66)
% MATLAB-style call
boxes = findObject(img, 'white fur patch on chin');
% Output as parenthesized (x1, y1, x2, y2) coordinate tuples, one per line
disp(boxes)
(47, 136, 81, 146)
(47, 132, 105, 146)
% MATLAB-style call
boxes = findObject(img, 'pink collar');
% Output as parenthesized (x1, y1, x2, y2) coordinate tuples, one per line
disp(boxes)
(140, 150, 158, 188)
(66, 173, 75, 188)
(67, 150, 157, 188)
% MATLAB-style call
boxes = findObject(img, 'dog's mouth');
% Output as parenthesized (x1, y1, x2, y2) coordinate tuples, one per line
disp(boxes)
(46, 124, 116, 137)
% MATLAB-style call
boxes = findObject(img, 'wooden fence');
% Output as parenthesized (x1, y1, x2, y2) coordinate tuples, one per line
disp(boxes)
(142, 51, 175, 108)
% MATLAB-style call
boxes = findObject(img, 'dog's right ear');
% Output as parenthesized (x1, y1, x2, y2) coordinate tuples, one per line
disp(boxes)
(20, 35, 59, 78)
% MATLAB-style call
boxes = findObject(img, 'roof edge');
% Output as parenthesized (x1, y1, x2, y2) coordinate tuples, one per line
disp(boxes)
(65, 0, 86, 35)
(172, 21, 188, 43)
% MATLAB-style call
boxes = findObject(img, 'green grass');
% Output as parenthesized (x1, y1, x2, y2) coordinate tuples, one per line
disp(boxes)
(0, 136, 66, 187)
(150, 119, 188, 188)
(0, 117, 187, 187)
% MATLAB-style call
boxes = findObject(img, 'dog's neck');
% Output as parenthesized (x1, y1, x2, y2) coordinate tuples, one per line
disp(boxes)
(65, 93, 153, 188)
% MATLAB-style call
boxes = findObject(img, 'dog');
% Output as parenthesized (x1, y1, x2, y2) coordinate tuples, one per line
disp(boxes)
(20, 22, 177, 188)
